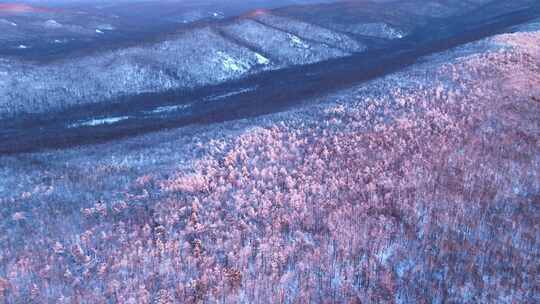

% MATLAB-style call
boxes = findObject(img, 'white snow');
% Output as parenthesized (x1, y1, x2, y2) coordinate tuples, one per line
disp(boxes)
(288, 33, 309, 49)
(216, 51, 250, 73)
(376, 245, 396, 264)
(206, 87, 257, 102)
(96, 24, 115, 31)
(145, 104, 191, 114)
(255, 53, 270, 65)
(0, 19, 17, 27)
(69, 116, 130, 128)
(44, 19, 62, 29)
(392, 29, 405, 39)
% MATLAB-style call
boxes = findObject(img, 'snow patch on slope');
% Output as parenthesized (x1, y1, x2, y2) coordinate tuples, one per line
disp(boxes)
(255, 53, 270, 65)
(288, 33, 309, 49)
(215, 51, 251, 73)
(205, 86, 258, 102)
(0, 19, 17, 27)
(145, 104, 191, 115)
(44, 19, 62, 29)
(69, 116, 130, 128)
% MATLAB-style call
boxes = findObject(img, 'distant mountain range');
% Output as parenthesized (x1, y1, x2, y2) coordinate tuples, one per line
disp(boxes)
(0, 0, 538, 121)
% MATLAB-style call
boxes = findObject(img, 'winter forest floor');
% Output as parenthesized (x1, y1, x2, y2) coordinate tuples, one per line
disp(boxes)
(0, 22, 539, 303)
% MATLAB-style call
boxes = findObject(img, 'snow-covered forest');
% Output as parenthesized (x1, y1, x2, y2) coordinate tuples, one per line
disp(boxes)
(0, 20, 538, 302)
